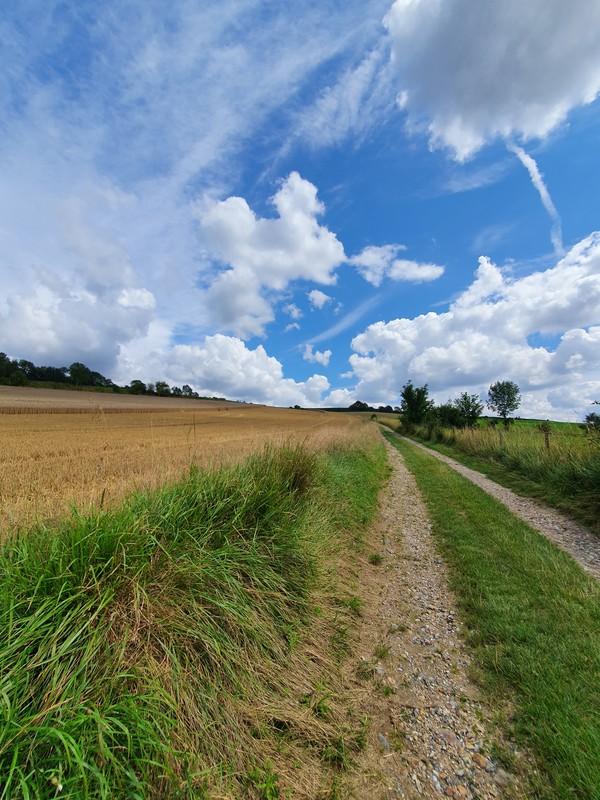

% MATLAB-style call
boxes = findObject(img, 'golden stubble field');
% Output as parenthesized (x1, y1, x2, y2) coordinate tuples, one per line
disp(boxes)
(0, 389, 367, 531)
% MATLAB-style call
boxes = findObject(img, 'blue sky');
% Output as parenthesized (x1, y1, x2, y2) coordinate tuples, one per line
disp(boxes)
(1, 0, 599, 419)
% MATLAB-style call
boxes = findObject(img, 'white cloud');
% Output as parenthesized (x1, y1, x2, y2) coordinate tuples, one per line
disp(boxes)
(290, 44, 396, 149)
(285, 322, 300, 333)
(283, 303, 303, 320)
(307, 289, 332, 310)
(507, 145, 563, 255)
(349, 244, 444, 286)
(0, 1, 383, 374)
(117, 332, 330, 407)
(200, 172, 345, 337)
(343, 233, 600, 419)
(384, 0, 600, 159)
(303, 344, 332, 366)
(118, 288, 156, 310)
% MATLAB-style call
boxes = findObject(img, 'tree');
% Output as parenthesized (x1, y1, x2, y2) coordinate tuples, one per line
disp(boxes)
(182, 384, 193, 397)
(585, 412, 600, 431)
(155, 381, 171, 396)
(69, 362, 94, 386)
(400, 381, 433, 425)
(487, 380, 521, 427)
(128, 379, 146, 395)
(454, 392, 484, 428)
(436, 402, 465, 428)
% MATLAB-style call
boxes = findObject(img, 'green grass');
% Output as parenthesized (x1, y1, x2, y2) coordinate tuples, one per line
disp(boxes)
(387, 433, 600, 800)
(402, 422, 600, 533)
(0, 441, 386, 798)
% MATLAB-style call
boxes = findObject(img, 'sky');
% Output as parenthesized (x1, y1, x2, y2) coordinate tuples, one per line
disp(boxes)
(1, 0, 600, 420)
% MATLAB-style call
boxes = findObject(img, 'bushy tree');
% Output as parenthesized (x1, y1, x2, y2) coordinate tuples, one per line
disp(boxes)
(454, 392, 484, 427)
(155, 381, 171, 396)
(487, 380, 521, 426)
(585, 412, 600, 431)
(400, 381, 433, 425)
(69, 362, 94, 386)
(128, 379, 146, 394)
(435, 402, 465, 428)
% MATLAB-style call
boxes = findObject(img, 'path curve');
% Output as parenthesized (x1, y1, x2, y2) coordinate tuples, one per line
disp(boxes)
(398, 435, 600, 580)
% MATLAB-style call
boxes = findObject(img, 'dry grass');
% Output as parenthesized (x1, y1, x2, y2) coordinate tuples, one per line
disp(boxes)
(0, 403, 364, 531)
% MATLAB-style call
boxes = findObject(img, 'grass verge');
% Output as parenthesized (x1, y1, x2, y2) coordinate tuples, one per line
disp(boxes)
(386, 432, 600, 800)
(412, 428, 600, 534)
(0, 439, 386, 798)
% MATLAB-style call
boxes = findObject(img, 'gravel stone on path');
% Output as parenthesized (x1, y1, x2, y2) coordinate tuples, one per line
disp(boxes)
(345, 443, 528, 799)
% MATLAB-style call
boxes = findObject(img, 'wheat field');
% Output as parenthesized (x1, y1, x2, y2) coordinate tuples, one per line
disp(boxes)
(0, 395, 365, 531)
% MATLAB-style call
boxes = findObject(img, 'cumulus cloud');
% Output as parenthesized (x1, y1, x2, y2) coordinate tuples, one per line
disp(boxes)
(384, 0, 600, 159)
(349, 244, 444, 286)
(283, 303, 303, 320)
(117, 332, 331, 407)
(344, 233, 600, 419)
(200, 172, 345, 337)
(303, 344, 332, 366)
(307, 289, 332, 309)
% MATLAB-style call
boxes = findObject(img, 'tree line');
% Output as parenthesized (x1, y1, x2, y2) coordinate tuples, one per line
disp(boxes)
(0, 352, 227, 401)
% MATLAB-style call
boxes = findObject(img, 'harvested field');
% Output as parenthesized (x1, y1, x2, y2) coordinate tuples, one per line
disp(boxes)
(0, 385, 243, 410)
(0, 399, 364, 531)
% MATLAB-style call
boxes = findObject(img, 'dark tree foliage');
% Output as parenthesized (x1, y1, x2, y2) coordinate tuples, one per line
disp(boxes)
(435, 402, 465, 428)
(0, 351, 205, 400)
(128, 380, 147, 394)
(454, 392, 484, 428)
(585, 412, 600, 431)
(487, 380, 521, 426)
(400, 381, 433, 425)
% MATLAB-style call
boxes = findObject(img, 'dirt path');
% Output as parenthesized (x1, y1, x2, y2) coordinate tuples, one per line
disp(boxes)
(400, 435, 600, 580)
(345, 443, 527, 799)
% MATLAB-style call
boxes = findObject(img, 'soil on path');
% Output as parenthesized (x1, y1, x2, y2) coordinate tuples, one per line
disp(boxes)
(344, 443, 528, 799)
(400, 435, 600, 580)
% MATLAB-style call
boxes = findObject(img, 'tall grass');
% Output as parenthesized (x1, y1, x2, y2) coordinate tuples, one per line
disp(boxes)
(0, 441, 386, 798)
(411, 422, 600, 528)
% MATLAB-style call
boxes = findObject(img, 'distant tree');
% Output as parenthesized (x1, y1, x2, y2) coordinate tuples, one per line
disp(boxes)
(155, 381, 171, 396)
(454, 392, 484, 428)
(487, 380, 521, 427)
(128, 379, 146, 395)
(8, 369, 27, 386)
(171, 386, 183, 396)
(182, 384, 194, 397)
(435, 402, 465, 428)
(0, 352, 18, 380)
(348, 400, 372, 411)
(585, 412, 600, 431)
(69, 362, 94, 386)
(400, 381, 433, 425)
(18, 360, 36, 379)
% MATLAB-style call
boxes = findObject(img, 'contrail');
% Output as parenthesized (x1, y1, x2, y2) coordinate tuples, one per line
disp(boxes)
(507, 144, 563, 256)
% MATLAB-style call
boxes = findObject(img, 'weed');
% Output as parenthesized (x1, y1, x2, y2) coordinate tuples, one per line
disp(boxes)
(245, 763, 282, 799)
(373, 643, 390, 660)
(338, 595, 363, 617)
(368, 552, 383, 565)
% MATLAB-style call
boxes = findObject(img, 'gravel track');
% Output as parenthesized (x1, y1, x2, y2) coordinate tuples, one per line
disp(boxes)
(346, 443, 528, 799)
(400, 436, 600, 580)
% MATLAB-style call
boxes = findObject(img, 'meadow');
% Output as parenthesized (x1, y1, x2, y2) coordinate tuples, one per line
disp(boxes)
(0, 394, 359, 531)
(379, 414, 600, 531)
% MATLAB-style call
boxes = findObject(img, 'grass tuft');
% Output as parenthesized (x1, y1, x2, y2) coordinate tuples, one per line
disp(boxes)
(0, 440, 387, 798)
